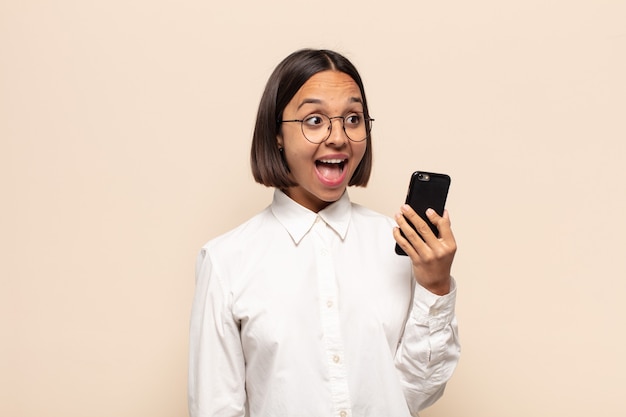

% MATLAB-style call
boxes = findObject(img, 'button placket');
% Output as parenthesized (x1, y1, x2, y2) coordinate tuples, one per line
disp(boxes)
(312, 217, 352, 415)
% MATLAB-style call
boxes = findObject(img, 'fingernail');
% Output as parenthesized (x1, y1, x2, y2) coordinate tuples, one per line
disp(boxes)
(401, 204, 410, 212)
(426, 208, 435, 216)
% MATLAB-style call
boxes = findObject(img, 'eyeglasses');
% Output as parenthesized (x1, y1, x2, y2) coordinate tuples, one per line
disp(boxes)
(279, 112, 374, 144)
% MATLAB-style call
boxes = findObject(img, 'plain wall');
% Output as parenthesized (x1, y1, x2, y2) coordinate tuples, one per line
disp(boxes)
(2, 1, 625, 416)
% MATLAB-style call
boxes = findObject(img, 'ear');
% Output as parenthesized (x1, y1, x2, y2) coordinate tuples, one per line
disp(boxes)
(276, 133, 284, 149)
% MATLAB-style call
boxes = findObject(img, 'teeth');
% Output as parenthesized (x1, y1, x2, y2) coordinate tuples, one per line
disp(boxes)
(318, 159, 345, 164)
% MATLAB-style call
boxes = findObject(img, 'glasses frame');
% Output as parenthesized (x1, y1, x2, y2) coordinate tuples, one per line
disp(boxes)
(279, 112, 375, 144)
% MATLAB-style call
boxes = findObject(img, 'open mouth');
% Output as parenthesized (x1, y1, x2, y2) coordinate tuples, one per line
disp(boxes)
(315, 158, 347, 182)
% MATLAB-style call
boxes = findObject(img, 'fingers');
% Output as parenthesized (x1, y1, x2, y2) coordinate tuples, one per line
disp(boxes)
(399, 204, 439, 246)
(393, 217, 419, 257)
(394, 205, 457, 294)
(394, 208, 429, 258)
(394, 205, 456, 256)
(427, 208, 455, 243)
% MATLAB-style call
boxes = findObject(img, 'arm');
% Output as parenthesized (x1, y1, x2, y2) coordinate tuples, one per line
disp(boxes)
(189, 248, 246, 417)
(394, 279, 460, 414)
(393, 205, 461, 414)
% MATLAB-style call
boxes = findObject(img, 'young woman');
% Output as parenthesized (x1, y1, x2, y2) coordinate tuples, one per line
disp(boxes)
(189, 49, 460, 417)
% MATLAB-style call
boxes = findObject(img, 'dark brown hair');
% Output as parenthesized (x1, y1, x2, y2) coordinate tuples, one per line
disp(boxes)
(250, 49, 373, 188)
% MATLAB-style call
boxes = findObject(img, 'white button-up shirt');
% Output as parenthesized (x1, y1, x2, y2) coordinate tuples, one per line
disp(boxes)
(189, 189, 460, 417)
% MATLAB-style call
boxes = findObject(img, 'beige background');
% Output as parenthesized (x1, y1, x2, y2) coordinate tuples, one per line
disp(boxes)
(2, 1, 625, 416)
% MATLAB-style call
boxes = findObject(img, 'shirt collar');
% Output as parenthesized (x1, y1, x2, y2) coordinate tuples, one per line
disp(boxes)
(271, 189, 352, 244)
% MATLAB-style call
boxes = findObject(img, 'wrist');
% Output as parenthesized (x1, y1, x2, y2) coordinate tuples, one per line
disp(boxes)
(419, 277, 451, 296)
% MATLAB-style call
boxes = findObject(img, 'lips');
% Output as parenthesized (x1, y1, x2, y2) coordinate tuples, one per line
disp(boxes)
(315, 157, 348, 186)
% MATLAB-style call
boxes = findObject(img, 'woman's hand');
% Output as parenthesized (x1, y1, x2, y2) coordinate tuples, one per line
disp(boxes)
(393, 204, 457, 296)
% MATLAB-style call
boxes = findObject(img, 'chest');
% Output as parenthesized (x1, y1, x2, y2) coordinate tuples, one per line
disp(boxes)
(227, 229, 413, 353)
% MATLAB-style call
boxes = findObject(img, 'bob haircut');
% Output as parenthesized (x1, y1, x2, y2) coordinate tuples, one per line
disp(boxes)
(251, 49, 373, 189)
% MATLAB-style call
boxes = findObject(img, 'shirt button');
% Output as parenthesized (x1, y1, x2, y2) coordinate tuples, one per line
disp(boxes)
(339, 411, 347, 417)
(326, 300, 333, 308)
(333, 355, 340, 363)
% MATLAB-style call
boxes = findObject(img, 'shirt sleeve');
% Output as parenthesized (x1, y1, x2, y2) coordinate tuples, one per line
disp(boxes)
(394, 277, 461, 416)
(188, 248, 247, 417)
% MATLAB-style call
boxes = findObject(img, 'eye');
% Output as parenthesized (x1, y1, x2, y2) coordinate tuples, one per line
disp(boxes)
(345, 113, 362, 126)
(302, 114, 326, 128)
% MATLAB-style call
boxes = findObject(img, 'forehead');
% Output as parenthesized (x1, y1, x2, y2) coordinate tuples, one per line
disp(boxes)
(291, 70, 362, 105)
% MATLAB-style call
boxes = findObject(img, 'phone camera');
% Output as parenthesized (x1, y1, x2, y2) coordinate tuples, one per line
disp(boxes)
(417, 173, 430, 181)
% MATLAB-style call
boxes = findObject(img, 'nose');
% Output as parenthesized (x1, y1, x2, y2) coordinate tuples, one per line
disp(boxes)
(324, 117, 348, 146)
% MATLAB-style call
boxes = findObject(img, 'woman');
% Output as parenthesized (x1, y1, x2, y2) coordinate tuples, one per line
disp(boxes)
(189, 49, 460, 417)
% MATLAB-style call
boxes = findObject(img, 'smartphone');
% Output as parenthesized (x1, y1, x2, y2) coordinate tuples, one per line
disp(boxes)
(395, 171, 451, 256)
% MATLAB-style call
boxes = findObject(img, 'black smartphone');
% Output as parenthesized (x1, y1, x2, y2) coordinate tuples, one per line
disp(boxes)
(395, 171, 451, 256)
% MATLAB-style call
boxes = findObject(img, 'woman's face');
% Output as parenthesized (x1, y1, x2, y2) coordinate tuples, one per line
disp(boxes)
(277, 70, 368, 212)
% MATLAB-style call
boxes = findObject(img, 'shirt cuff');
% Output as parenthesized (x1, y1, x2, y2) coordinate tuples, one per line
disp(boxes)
(411, 277, 457, 332)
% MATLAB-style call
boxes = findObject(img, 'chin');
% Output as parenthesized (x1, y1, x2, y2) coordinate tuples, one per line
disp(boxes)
(318, 188, 346, 203)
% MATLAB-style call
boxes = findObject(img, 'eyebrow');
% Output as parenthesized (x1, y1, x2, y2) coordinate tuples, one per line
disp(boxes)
(296, 96, 363, 111)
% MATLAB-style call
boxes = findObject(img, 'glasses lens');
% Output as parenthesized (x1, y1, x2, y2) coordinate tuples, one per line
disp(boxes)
(343, 113, 370, 142)
(301, 114, 330, 143)
(301, 113, 372, 143)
